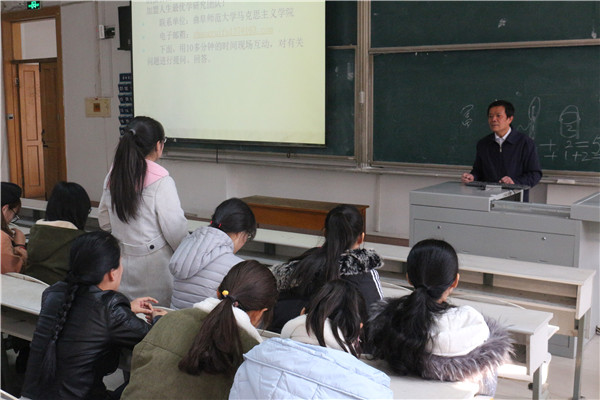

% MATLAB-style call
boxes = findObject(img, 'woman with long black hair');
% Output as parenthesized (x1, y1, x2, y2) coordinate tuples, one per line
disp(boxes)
(368, 239, 512, 396)
(269, 204, 384, 332)
(22, 231, 164, 400)
(99, 116, 187, 305)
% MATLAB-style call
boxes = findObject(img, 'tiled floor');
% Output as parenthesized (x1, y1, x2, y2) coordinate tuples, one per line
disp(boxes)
(495, 333, 600, 400)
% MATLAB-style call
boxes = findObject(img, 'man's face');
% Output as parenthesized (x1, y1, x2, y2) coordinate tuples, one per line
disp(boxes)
(488, 106, 513, 137)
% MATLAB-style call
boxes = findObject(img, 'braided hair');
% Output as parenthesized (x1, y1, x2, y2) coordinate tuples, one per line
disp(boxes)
(39, 231, 121, 384)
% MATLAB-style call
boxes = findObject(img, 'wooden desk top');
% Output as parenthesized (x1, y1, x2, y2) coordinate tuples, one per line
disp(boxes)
(241, 196, 368, 212)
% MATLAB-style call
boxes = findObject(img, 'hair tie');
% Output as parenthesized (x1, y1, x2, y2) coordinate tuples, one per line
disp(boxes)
(221, 290, 239, 307)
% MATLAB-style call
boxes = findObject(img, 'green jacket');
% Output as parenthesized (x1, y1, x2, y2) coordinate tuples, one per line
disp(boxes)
(24, 222, 85, 285)
(122, 303, 261, 400)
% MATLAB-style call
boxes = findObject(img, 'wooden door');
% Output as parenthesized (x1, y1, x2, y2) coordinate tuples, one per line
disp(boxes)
(18, 63, 45, 198)
(40, 61, 65, 196)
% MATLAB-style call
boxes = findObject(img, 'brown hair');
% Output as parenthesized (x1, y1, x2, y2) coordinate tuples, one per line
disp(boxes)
(178, 260, 278, 377)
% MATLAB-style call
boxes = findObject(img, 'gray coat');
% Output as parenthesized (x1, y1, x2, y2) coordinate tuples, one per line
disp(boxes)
(169, 226, 242, 309)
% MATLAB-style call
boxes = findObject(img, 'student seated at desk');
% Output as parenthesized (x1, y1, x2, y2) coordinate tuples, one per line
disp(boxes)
(1, 182, 27, 274)
(368, 239, 512, 397)
(21, 231, 165, 400)
(122, 260, 277, 400)
(269, 204, 383, 333)
(231, 282, 391, 400)
(281, 280, 366, 356)
(169, 198, 256, 309)
(24, 182, 90, 285)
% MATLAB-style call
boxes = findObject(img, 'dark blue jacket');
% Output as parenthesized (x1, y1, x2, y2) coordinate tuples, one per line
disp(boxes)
(470, 129, 542, 201)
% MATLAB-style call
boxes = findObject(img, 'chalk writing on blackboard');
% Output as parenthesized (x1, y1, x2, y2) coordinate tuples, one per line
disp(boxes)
(559, 105, 580, 139)
(460, 104, 474, 128)
(517, 97, 541, 139)
(539, 135, 600, 163)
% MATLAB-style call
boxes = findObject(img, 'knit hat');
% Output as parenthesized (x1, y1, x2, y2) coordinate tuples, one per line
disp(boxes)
(1, 182, 22, 206)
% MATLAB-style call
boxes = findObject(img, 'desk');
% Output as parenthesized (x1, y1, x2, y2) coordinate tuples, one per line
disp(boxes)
(240, 196, 368, 234)
(1, 275, 47, 341)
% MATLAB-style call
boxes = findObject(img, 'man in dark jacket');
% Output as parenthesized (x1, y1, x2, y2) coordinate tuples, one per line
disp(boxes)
(461, 100, 542, 201)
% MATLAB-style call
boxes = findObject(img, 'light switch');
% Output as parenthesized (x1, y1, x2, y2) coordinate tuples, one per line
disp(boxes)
(85, 97, 111, 117)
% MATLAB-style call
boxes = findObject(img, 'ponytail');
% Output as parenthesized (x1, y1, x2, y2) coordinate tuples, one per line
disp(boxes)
(178, 260, 277, 377)
(109, 117, 165, 222)
(290, 204, 364, 296)
(305, 280, 367, 357)
(368, 239, 458, 375)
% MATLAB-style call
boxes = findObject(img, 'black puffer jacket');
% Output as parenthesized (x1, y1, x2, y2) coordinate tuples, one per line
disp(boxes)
(22, 282, 152, 400)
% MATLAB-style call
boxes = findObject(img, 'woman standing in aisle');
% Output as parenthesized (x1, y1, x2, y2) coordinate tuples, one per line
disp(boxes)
(99, 116, 188, 306)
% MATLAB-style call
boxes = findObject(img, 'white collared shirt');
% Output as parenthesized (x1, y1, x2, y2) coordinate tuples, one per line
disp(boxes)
(495, 127, 512, 147)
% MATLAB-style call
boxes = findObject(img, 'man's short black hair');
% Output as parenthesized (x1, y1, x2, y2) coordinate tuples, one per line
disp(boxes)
(488, 100, 515, 119)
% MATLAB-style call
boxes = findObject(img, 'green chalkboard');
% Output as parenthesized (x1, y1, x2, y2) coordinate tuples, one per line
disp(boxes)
(372, 46, 600, 172)
(372, 1, 600, 47)
(168, 1, 356, 158)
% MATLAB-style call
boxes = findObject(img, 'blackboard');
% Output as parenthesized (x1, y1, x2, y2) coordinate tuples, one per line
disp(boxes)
(372, 46, 600, 172)
(372, 1, 600, 47)
(168, 1, 356, 158)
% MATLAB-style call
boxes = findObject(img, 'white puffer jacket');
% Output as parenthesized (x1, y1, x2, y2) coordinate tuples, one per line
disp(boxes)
(281, 314, 350, 353)
(169, 226, 242, 309)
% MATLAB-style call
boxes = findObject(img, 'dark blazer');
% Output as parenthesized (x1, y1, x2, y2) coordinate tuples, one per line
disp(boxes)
(22, 283, 152, 400)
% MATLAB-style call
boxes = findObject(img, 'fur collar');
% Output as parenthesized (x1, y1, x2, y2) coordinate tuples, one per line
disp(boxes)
(193, 297, 262, 343)
(35, 219, 78, 230)
(422, 318, 513, 382)
(339, 248, 383, 275)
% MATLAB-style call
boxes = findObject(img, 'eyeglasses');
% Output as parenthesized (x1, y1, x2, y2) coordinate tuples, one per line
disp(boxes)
(9, 208, 19, 224)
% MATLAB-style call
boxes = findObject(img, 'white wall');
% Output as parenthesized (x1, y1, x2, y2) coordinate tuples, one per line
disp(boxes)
(61, 1, 127, 200)
(20, 19, 57, 59)
(2, 1, 596, 238)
